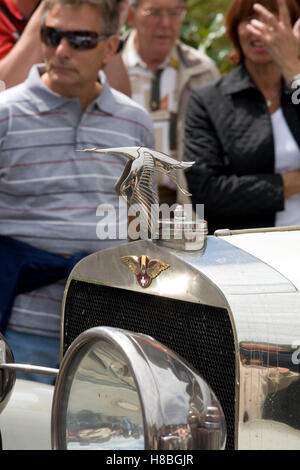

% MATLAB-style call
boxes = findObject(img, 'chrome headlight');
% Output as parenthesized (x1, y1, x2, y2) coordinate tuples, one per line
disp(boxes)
(51, 327, 226, 450)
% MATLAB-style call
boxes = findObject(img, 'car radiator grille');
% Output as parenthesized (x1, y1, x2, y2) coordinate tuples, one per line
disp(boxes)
(63, 279, 236, 450)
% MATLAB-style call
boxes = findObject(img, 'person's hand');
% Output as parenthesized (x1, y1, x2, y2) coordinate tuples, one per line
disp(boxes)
(282, 170, 300, 199)
(246, 0, 300, 82)
(292, 10, 300, 44)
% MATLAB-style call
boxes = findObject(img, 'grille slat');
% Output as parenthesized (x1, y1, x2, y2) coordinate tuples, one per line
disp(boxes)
(64, 280, 236, 450)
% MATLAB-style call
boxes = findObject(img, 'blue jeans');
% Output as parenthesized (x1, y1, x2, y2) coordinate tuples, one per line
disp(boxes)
(5, 329, 60, 385)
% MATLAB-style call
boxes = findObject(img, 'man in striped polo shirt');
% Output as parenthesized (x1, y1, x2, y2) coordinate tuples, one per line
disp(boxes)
(0, 0, 154, 383)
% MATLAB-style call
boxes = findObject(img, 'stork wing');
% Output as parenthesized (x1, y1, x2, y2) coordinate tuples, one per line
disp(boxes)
(142, 148, 195, 169)
(77, 147, 194, 168)
(114, 160, 133, 196)
(141, 149, 194, 196)
(77, 146, 193, 197)
(166, 172, 192, 196)
(124, 153, 159, 237)
(77, 147, 143, 161)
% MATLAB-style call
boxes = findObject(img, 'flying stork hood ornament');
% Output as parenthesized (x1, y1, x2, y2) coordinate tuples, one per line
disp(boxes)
(79, 146, 195, 237)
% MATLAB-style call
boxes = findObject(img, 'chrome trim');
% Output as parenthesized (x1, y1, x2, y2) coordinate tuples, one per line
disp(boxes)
(0, 364, 58, 377)
(215, 225, 300, 237)
(52, 327, 226, 450)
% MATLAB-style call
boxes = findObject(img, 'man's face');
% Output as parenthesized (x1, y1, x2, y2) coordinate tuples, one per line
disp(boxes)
(41, 3, 117, 97)
(129, 0, 185, 64)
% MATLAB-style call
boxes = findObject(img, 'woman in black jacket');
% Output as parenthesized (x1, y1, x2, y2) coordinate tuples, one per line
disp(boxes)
(184, 0, 300, 234)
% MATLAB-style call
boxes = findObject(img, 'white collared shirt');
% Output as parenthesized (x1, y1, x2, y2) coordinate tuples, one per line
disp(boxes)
(122, 30, 179, 157)
(271, 107, 300, 226)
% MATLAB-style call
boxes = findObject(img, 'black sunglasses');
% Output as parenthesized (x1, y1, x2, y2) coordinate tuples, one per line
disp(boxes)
(40, 25, 110, 50)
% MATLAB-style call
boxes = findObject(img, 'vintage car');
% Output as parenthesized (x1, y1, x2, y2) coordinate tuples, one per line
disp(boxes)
(1, 144, 300, 451)
(1, 211, 300, 451)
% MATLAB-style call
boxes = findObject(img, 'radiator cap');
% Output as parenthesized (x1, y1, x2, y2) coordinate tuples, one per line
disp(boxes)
(155, 204, 208, 252)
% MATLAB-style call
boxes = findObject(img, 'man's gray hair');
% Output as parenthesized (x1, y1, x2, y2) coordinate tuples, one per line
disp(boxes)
(41, 0, 119, 36)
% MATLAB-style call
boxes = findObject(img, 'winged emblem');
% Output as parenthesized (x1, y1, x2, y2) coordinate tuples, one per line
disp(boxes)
(121, 254, 170, 288)
(78, 146, 194, 236)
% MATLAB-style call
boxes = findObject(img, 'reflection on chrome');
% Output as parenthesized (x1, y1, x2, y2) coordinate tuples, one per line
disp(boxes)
(239, 341, 300, 431)
(65, 341, 144, 450)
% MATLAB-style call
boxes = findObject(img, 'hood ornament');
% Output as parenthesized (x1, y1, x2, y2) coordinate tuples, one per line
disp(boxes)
(78, 146, 194, 236)
(121, 254, 170, 288)
(78, 146, 207, 251)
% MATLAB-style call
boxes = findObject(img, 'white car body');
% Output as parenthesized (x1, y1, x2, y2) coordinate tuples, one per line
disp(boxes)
(0, 379, 53, 450)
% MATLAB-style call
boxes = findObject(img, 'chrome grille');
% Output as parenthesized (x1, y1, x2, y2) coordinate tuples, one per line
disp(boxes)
(63, 279, 236, 450)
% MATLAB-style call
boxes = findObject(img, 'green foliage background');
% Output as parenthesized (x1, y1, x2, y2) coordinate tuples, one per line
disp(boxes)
(181, 0, 233, 73)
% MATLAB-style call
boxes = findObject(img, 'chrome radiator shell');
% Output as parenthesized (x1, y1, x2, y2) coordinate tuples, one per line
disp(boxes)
(61, 234, 300, 450)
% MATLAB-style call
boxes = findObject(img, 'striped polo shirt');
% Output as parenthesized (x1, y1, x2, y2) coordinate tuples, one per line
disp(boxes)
(0, 64, 154, 337)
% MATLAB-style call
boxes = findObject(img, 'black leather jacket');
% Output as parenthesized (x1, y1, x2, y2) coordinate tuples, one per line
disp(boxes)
(184, 64, 300, 234)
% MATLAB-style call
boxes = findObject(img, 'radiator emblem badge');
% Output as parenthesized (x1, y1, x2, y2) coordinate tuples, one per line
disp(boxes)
(121, 254, 170, 288)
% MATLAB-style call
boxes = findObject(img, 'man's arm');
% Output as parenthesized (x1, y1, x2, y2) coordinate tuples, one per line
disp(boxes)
(0, 2, 43, 89)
